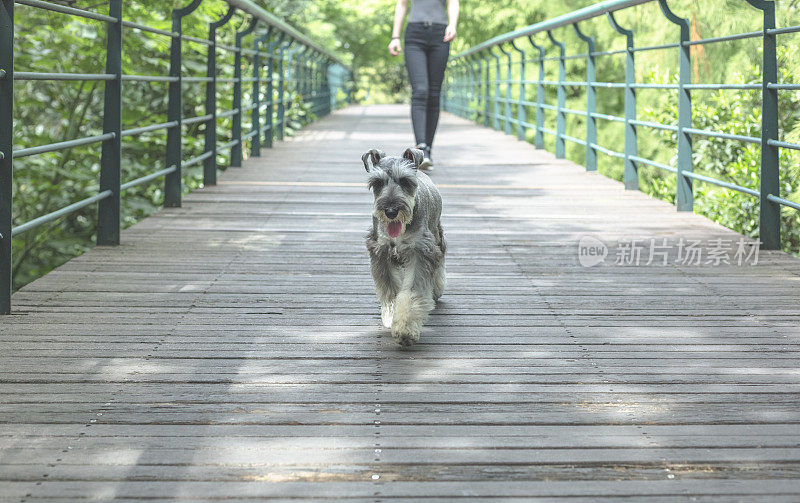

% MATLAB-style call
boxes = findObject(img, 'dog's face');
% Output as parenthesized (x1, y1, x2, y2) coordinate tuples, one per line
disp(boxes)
(362, 148, 423, 238)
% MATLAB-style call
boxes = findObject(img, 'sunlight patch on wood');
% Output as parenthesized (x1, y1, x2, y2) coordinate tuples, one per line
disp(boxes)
(217, 181, 542, 190)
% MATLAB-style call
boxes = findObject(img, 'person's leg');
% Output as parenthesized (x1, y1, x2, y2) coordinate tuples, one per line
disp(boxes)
(424, 34, 451, 150)
(404, 26, 430, 147)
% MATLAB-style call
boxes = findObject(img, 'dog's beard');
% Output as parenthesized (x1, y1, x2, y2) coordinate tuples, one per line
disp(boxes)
(374, 206, 413, 238)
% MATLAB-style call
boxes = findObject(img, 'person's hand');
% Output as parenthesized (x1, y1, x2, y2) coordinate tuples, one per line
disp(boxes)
(388, 38, 402, 56)
(444, 24, 457, 42)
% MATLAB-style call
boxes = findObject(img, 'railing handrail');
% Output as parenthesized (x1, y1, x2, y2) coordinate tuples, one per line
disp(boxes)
(453, 0, 653, 61)
(226, 0, 347, 68)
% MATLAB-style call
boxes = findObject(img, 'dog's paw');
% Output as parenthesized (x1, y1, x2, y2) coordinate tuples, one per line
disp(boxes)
(380, 303, 393, 329)
(391, 291, 430, 347)
(392, 326, 420, 347)
(433, 264, 446, 301)
(391, 316, 421, 347)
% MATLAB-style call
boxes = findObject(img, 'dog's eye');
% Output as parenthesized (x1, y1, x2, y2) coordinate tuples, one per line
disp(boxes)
(368, 179, 384, 192)
(398, 178, 417, 193)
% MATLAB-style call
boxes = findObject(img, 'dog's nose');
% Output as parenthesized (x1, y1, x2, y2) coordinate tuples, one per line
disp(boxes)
(385, 208, 399, 219)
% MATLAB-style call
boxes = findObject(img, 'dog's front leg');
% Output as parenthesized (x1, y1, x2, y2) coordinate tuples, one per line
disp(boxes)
(369, 250, 399, 328)
(391, 256, 435, 347)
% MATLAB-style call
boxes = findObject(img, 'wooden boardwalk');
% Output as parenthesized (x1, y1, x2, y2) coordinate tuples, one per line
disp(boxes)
(2, 104, 800, 501)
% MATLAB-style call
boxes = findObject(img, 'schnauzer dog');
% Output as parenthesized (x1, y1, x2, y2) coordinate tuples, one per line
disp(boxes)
(362, 147, 446, 347)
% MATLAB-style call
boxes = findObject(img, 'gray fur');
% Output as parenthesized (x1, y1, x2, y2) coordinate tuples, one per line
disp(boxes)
(364, 147, 446, 347)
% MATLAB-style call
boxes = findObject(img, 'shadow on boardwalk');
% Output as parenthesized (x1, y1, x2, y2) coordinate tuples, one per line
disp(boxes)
(1, 104, 800, 501)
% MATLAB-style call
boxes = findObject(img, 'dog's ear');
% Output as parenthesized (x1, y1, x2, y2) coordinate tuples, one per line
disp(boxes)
(402, 147, 423, 170)
(361, 149, 386, 172)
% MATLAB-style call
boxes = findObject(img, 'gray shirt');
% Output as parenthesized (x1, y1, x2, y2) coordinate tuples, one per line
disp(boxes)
(408, 0, 447, 25)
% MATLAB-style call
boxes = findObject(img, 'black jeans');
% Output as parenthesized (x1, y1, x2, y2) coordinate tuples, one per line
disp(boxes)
(404, 22, 450, 150)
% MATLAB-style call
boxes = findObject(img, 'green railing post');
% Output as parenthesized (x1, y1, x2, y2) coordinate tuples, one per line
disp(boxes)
(277, 43, 288, 139)
(482, 55, 490, 127)
(547, 31, 566, 159)
(317, 55, 327, 116)
(607, 12, 638, 190)
(659, 0, 693, 210)
(306, 51, 313, 104)
(445, 62, 454, 115)
(746, 0, 780, 249)
(467, 57, 476, 120)
(294, 47, 304, 106)
(340, 68, 348, 105)
(291, 47, 299, 102)
(288, 47, 299, 118)
(451, 61, 460, 116)
(466, 56, 477, 121)
(316, 56, 324, 115)
(322, 57, 330, 115)
(349, 70, 355, 104)
(447, 62, 455, 115)
(313, 55, 319, 112)
(305, 51, 313, 104)
(318, 55, 325, 114)
(499, 44, 513, 135)
(527, 35, 545, 149)
(327, 60, 336, 114)
(265, 33, 282, 148)
(319, 56, 328, 115)
(251, 29, 269, 158)
(459, 57, 467, 117)
(473, 57, 480, 117)
(509, 40, 526, 141)
(306, 50, 313, 103)
(232, 18, 257, 167)
(346, 67, 351, 107)
(463, 60, 470, 117)
(331, 61, 339, 112)
(165, 0, 203, 208)
(310, 53, 317, 112)
(0, 0, 12, 314)
(489, 49, 501, 130)
(322, 58, 331, 115)
(463, 60, 471, 117)
(304, 50, 311, 102)
(466, 57, 474, 119)
(97, 0, 121, 245)
(573, 23, 597, 172)
(204, 7, 235, 186)
(295, 48, 302, 102)
(277, 41, 291, 140)
(474, 57, 482, 121)
(322, 59, 331, 116)
(310, 53, 317, 114)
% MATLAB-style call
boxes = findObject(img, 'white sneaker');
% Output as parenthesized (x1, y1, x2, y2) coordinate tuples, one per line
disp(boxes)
(419, 157, 434, 170)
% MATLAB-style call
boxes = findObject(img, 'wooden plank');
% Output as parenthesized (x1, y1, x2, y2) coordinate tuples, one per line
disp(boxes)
(2, 480, 800, 499)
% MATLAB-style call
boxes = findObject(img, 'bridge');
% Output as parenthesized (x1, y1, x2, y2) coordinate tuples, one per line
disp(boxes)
(2, 0, 800, 501)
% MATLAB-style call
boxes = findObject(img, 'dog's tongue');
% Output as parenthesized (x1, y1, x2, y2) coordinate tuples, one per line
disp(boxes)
(387, 221, 402, 238)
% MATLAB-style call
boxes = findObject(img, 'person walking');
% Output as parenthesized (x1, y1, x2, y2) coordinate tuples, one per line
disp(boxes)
(388, 0, 459, 170)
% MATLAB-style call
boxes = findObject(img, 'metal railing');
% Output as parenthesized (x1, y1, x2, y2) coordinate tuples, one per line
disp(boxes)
(444, 0, 799, 250)
(0, 0, 353, 313)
